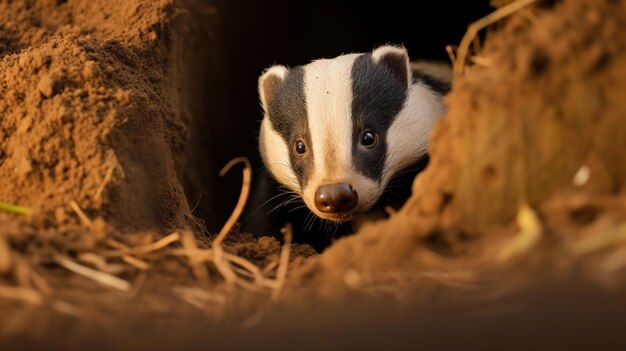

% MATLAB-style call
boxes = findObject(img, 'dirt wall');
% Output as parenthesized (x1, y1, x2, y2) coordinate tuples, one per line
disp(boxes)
(0, 0, 226, 233)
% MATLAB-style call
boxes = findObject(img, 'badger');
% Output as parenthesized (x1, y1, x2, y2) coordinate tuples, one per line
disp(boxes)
(253, 45, 450, 245)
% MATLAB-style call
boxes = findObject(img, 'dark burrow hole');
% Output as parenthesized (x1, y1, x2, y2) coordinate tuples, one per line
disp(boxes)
(183, 0, 492, 251)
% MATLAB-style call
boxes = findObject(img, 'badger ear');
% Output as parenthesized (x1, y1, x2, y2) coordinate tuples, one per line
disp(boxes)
(371, 45, 411, 89)
(259, 65, 288, 114)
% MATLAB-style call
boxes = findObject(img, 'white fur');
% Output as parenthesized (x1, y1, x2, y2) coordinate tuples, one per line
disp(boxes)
(383, 83, 445, 184)
(257, 65, 299, 193)
(372, 45, 412, 86)
(259, 118, 301, 193)
(301, 54, 381, 220)
(303, 55, 356, 179)
(258, 65, 288, 112)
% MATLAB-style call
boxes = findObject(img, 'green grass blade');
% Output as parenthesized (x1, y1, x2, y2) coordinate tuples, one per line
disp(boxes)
(0, 201, 31, 216)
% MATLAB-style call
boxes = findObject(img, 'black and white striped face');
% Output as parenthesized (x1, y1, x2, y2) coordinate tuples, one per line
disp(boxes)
(258, 45, 445, 222)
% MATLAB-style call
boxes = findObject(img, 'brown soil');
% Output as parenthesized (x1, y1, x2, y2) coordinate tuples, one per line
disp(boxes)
(1, 0, 626, 349)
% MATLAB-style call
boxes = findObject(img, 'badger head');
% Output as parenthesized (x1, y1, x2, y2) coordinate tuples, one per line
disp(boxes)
(258, 45, 444, 222)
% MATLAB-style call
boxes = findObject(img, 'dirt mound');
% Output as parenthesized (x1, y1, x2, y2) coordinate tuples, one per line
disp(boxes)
(288, 0, 626, 298)
(0, 0, 194, 232)
(1, 0, 626, 348)
(0, 0, 313, 338)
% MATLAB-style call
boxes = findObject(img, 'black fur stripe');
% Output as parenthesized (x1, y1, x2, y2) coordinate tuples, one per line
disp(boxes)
(267, 66, 314, 187)
(351, 54, 407, 182)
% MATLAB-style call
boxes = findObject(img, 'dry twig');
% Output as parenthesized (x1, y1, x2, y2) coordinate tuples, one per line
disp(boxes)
(102, 232, 181, 257)
(497, 203, 542, 263)
(271, 224, 293, 301)
(0, 285, 42, 305)
(446, 45, 458, 67)
(13, 254, 51, 295)
(572, 223, 626, 256)
(55, 255, 130, 291)
(52, 300, 85, 317)
(172, 286, 226, 309)
(70, 200, 92, 227)
(182, 231, 210, 286)
(454, 0, 539, 76)
(94, 153, 123, 201)
(122, 255, 149, 270)
(212, 157, 252, 287)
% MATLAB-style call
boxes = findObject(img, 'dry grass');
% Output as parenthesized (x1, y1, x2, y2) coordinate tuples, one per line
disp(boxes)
(497, 203, 542, 263)
(0, 284, 42, 304)
(55, 255, 131, 291)
(453, 0, 539, 76)
(0, 156, 295, 322)
(572, 223, 626, 256)
(272, 224, 293, 301)
(0, 232, 51, 306)
(101, 232, 181, 257)
(0, 201, 30, 216)
(70, 200, 93, 227)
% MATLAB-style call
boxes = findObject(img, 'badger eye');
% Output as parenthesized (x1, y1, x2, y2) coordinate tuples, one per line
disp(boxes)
(294, 140, 307, 154)
(361, 130, 378, 147)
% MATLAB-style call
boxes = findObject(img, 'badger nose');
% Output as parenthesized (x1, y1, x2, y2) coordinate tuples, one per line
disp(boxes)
(315, 183, 358, 213)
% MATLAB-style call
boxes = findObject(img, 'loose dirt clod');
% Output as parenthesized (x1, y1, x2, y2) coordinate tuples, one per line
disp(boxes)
(36, 74, 56, 98)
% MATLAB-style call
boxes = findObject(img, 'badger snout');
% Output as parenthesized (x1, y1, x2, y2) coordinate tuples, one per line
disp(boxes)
(314, 183, 358, 214)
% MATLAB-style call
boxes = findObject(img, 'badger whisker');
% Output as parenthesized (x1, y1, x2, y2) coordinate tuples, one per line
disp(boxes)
(252, 189, 297, 214)
(287, 205, 308, 213)
(302, 213, 316, 234)
(267, 195, 303, 214)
